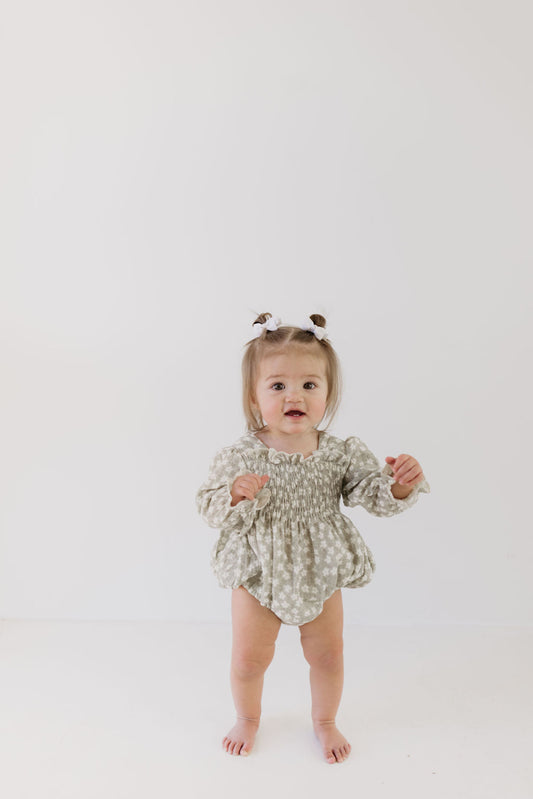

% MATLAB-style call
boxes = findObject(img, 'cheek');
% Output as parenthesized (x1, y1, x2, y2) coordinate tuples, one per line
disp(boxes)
(315, 392, 328, 411)
(255, 393, 271, 412)
(261, 396, 277, 412)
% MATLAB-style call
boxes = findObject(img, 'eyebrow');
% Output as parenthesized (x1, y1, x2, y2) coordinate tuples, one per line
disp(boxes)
(263, 374, 323, 382)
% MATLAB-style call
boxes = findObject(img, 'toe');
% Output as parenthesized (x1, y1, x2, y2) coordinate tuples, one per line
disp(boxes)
(241, 744, 250, 757)
(325, 750, 336, 764)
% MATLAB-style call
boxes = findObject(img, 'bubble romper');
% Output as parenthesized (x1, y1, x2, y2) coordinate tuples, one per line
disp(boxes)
(196, 432, 430, 625)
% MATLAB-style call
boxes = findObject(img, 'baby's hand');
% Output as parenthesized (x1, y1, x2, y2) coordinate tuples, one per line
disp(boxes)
(385, 454, 425, 487)
(230, 473, 270, 506)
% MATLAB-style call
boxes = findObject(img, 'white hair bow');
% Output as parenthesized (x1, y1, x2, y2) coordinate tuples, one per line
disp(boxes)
(300, 318, 328, 340)
(252, 316, 281, 337)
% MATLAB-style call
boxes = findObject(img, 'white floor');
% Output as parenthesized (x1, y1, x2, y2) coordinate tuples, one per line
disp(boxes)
(0, 621, 531, 799)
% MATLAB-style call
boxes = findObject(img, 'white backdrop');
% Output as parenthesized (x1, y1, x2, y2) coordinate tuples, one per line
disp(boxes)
(1, 0, 531, 625)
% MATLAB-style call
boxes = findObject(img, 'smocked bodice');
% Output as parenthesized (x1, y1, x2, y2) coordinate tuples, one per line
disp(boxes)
(242, 453, 343, 521)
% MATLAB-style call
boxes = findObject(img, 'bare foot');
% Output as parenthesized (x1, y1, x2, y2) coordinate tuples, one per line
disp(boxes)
(313, 720, 352, 764)
(222, 717, 260, 756)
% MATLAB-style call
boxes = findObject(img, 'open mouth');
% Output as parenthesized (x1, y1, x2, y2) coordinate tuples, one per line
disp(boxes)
(285, 410, 305, 417)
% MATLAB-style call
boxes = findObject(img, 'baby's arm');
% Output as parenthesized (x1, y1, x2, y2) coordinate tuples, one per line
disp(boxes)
(342, 436, 430, 516)
(230, 474, 269, 506)
(197, 448, 272, 529)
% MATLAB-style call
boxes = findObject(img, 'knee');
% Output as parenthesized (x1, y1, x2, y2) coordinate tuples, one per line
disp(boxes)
(301, 637, 343, 670)
(232, 645, 275, 680)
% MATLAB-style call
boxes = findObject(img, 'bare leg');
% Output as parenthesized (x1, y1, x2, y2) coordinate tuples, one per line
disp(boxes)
(299, 590, 352, 764)
(222, 587, 282, 756)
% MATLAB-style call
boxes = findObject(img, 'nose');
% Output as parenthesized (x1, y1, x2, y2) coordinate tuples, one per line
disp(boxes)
(285, 386, 303, 403)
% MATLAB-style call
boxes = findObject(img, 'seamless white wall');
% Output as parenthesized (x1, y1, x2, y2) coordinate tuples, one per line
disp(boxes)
(1, 0, 531, 623)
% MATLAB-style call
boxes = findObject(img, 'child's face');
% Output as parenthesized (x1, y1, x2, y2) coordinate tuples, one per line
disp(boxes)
(253, 345, 328, 439)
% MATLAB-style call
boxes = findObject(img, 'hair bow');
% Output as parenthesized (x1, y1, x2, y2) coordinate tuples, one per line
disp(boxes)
(252, 316, 281, 337)
(300, 318, 328, 340)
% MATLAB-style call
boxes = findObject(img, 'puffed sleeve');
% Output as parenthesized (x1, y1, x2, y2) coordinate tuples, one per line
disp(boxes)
(196, 447, 271, 531)
(342, 436, 430, 517)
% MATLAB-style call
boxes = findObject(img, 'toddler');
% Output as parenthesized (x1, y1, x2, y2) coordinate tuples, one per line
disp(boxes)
(196, 313, 430, 764)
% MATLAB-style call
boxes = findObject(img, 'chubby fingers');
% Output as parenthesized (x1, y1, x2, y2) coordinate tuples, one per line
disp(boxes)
(234, 475, 260, 501)
(232, 473, 269, 501)
(388, 454, 424, 486)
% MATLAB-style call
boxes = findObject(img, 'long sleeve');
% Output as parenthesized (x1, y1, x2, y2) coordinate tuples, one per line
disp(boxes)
(196, 446, 271, 531)
(341, 436, 430, 517)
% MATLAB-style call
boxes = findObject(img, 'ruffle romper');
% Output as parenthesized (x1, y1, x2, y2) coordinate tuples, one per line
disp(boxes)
(196, 432, 430, 625)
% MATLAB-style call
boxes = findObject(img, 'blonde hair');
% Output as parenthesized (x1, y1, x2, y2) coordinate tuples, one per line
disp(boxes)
(242, 313, 342, 432)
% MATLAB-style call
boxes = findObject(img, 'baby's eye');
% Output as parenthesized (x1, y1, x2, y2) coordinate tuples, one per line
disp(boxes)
(303, 382, 316, 389)
(271, 382, 285, 391)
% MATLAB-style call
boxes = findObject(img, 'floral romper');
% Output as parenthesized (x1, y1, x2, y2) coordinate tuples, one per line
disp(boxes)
(196, 431, 430, 625)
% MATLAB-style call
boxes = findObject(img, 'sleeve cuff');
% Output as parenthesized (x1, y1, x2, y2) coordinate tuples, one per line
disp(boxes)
(225, 484, 271, 528)
(381, 464, 431, 506)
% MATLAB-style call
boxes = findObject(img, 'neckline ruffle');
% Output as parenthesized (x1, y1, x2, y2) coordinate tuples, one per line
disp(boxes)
(239, 431, 344, 464)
